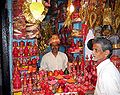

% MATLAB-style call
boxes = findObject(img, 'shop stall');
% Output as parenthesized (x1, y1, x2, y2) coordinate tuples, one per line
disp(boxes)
(2, 0, 120, 95)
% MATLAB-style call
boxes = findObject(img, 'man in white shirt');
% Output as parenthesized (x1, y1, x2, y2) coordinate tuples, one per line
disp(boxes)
(40, 34, 68, 71)
(92, 37, 120, 95)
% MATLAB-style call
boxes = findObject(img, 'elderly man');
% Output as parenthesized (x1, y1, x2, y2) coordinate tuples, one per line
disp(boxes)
(40, 34, 68, 71)
(92, 37, 120, 95)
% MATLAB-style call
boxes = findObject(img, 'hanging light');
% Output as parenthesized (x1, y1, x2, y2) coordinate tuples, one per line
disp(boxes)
(67, 0, 74, 14)
(30, 2, 45, 20)
(69, 3, 74, 13)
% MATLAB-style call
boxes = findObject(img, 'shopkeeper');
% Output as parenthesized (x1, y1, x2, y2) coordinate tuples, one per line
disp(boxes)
(40, 34, 68, 71)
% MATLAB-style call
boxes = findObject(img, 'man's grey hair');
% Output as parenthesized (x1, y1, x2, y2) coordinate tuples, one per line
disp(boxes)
(93, 37, 113, 58)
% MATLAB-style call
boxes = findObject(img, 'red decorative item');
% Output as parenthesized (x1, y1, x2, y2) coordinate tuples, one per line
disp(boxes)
(82, 24, 88, 42)
(54, 70, 59, 76)
(64, 86, 69, 93)
(13, 1, 22, 17)
(81, 57, 85, 72)
(28, 76, 33, 93)
(24, 45, 29, 57)
(73, 0, 81, 7)
(13, 41, 19, 57)
(28, 60, 32, 65)
(59, 69, 64, 75)
(111, 55, 120, 69)
(19, 41, 25, 57)
(32, 58, 37, 65)
(12, 67, 21, 90)
(23, 73, 27, 87)
(28, 42, 33, 56)
(32, 43, 38, 56)
(22, 59, 27, 66)
(75, 41, 79, 49)
(89, 55, 93, 70)
(17, 0, 24, 5)
(22, 73, 28, 94)
(71, 39, 75, 47)
(13, 46, 19, 57)
(76, 63, 80, 75)
(13, 41, 18, 47)
(71, 12, 80, 20)
(48, 71, 54, 76)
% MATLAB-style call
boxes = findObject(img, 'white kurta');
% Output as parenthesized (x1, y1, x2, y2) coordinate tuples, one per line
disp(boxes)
(94, 59, 120, 95)
(40, 51, 68, 71)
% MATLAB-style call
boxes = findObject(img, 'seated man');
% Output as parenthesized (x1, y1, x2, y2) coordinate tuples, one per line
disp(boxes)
(40, 34, 68, 71)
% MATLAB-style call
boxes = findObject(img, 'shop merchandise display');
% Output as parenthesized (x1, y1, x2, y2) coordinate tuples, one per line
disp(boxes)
(12, 40, 39, 73)
(10, 0, 120, 95)
(12, 55, 97, 95)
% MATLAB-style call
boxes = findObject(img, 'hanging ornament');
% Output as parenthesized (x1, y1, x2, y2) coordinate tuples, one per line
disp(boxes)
(22, 1, 37, 23)
(63, 0, 74, 27)
(89, 11, 97, 28)
(30, 2, 45, 20)
(115, 16, 120, 29)
(68, 3, 74, 14)
(103, 0, 112, 25)
(22, 0, 50, 23)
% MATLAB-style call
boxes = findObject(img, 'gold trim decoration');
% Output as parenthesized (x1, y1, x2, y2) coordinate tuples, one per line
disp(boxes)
(89, 12, 97, 28)
(113, 44, 120, 49)
(79, 1, 89, 23)
(103, 8, 112, 25)
(22, 1, 36, 23)
(115, 16, 120, 29)
(71, 29, 82, 37)
(63, 0, 74, 27)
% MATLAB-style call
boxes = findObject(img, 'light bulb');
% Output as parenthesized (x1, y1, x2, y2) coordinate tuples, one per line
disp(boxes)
(30, 2, 45, 20)
(70, 3, 74, 13)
